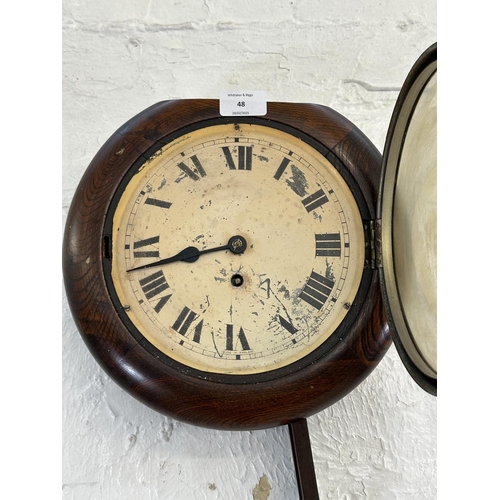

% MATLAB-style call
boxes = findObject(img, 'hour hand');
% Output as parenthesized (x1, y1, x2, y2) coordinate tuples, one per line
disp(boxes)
(127, 235, 247, 273)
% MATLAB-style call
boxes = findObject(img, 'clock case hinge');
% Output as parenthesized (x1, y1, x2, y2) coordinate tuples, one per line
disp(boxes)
(364, 219, 382, 270)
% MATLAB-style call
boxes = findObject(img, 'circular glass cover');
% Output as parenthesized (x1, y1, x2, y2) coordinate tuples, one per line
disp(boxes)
(393, 72, 437, 373)
(379, 44, 437, 391)
(107, 122, 366, 376)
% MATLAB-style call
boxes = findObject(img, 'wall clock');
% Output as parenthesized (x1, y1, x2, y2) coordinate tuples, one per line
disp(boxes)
(63, 43, 436, 498)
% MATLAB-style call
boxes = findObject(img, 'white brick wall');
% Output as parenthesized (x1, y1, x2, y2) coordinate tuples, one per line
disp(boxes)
(62, 1, 437, 499)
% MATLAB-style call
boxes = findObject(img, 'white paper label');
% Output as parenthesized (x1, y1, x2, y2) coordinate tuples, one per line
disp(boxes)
(219, 91, 267, 116)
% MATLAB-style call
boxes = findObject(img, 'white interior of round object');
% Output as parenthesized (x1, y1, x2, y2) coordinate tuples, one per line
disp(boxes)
(392, 72, 437, 374)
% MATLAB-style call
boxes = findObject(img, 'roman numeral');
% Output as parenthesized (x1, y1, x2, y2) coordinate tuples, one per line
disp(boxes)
(273, 157, 291, 180)
(144, 197, 172, 209)
(301, 189, 329, 213)
(139, 270, 171, 312)
(225, 324, 251, 351)
(222, 145, 253, 170)
(172, 306, 203, 343)
(278, 315, 297, 334)
(133, 235, 160, 258)
(315, 232, 341, 257)
(177, 154, 207, 180)
(299, 270, 335, 310)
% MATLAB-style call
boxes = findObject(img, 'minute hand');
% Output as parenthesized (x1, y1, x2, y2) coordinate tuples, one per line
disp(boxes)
(127, 235, 247, 273)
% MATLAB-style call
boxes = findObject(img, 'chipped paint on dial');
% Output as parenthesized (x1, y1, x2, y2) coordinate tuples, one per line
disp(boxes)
(108, 123, 364, 375)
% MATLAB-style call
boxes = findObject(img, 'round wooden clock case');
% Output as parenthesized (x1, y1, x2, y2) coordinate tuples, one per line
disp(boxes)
(63, 99, 392, 430)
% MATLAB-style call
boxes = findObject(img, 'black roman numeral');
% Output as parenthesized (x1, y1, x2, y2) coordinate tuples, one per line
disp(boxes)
(139, 270, 171, 312)
(226, 324, 251, 351)
(274, 156, 332, 213)
(301, 189, 329, 213)
(144, 197, 172, 209)
(278, 315, 298, 334)
(273, 157, 291, 180)
(222, 145, 253, 170)
(315, 233, 341, 257)
(172, 306, 203, 343)
(299, 270, 335, 310)
(133, 235, 160, 258)
(177, 154, 207, 180)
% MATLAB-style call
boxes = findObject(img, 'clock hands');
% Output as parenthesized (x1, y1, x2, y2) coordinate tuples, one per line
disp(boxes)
(127, 235, 247, 273)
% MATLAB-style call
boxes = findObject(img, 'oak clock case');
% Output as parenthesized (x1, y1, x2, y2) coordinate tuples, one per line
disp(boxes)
(64, 100, 390, 430)
(63, 43, 437, 432)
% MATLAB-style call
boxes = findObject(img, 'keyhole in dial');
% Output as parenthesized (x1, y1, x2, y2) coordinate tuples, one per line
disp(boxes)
(231, 274, 244, 287)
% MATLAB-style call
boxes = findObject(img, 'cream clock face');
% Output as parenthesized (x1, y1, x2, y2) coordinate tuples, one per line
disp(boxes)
(107, 122, 365, 375)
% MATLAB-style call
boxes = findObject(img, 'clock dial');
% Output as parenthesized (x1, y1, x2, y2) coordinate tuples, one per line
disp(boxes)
(106, 123, 365, 376)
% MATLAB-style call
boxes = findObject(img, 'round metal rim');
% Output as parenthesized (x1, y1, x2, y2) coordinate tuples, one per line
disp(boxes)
(378, 43, 437, 395)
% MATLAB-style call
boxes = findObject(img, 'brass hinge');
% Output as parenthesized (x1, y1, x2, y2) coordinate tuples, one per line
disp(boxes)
(364, 219, 382, 269)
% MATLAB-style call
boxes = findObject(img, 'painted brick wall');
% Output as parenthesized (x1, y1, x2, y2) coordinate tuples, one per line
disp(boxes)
(62, 1, 437, 498)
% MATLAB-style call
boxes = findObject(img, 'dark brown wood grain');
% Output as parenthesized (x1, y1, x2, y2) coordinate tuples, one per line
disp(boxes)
(63, 100, 391, 430)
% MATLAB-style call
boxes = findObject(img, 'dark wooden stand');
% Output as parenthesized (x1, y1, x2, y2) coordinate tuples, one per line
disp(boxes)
(288, 419, 320, 499)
